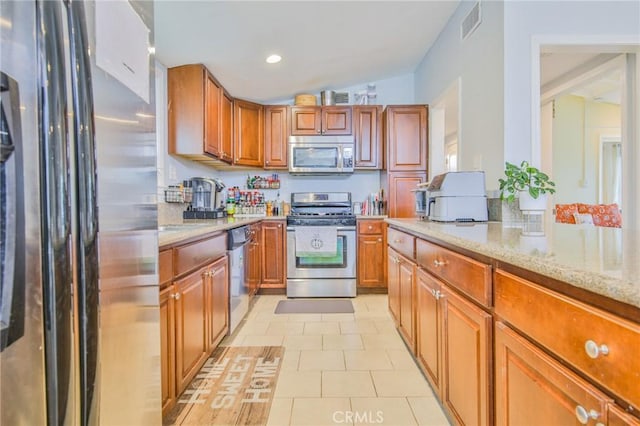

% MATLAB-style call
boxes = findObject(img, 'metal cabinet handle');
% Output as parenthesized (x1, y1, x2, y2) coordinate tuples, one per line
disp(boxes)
(377, 238, 382, 242)
(277, 224, 281, 228)
(575, 405, 600, 424)
(265, 160, 270, 164)
(394, 239, 402, 243)
(430, 289, 442, 300)
(368, 225, 373, 230)
(433, 260, 447, 267)
(585, 340, 609, 358)
(173, 293, 181, 300)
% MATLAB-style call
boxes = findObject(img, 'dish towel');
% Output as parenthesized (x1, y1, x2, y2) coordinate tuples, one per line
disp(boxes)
(294, 226, 338, 257)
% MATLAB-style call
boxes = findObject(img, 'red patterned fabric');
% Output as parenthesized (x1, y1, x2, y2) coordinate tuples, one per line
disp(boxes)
(555, 203, 578, 224)
(577, 203, 622, 228)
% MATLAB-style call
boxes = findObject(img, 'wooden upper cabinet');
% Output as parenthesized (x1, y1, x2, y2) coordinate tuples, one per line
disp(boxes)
(168, 64, 232, 164)
(387, 172, 426, 218)
(264, 106, 288, 169)
(220, 90, 233, 163)
(168, 64, 206, 156)
(322, 106, 352, 135)
(233, 99, 264, 167)
(354, 106, 382, 169)
(290, 106, 352, 135)
(384, 105, 428, 171)
(205, 75, 221, 157)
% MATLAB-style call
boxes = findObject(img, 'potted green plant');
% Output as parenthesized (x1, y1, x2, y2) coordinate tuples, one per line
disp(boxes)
(498, 161, 556, 210)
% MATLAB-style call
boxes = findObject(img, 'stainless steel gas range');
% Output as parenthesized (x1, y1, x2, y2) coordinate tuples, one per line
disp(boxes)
(286, 192, 356, 298)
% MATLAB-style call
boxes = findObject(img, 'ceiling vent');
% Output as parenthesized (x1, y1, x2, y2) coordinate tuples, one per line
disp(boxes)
(461, 1, 481, 41)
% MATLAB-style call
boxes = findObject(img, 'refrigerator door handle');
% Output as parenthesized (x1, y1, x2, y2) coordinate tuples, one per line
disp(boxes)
(66, 1, 100, 424)
(37, 2, 74, 425)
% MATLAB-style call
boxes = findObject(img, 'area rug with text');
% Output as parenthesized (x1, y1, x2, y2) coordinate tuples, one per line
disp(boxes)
(164, 346, 284, 425)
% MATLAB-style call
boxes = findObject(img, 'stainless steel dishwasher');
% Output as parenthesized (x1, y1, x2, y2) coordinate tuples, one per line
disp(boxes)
(227, 225, 251, 334)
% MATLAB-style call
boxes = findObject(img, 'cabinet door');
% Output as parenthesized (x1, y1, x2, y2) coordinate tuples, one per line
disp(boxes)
(322, 106, 352, 135)
(207, 256, 229, 351)
(220, 90, 233, 163)
(354, 106, 381, 169)
(246, 224, 261, 296)
(168, 64, 205, 156)
(261, 221, 286, 288)
(442, 285, 492, 426)
(387, 172, 426, 218)
(398, 255, 416, 353)
(205, 74, 221, 157)
(233, 99, 264, 166)
(495, 321, 611, 426)
(357, 234, 386, 288)
(174, 265, 209, 394)
(160, 285, 176, 416)
(264, 106, 288, 169)
(416, 268, 442, 395)
(385, 105, 428, 171)
(387, 248, 401, 324)
(290, 106, 321, 135)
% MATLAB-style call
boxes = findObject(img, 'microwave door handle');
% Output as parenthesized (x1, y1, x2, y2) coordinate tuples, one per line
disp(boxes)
(337, 146, 343, 172)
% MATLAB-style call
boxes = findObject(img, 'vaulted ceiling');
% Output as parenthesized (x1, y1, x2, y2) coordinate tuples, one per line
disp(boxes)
(154, 1, 460, 102)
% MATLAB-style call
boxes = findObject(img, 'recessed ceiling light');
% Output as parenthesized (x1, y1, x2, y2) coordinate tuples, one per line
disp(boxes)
(266, 54, 282, 64)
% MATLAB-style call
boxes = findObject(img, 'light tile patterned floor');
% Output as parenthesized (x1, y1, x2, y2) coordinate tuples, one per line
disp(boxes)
(221, 294, 451, 426)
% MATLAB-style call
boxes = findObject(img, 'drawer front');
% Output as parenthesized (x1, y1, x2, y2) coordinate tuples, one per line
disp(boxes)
(388, 228, 415, 259)
(174, 233, 227, 277)
(416, 239, 491, 307)
(495, 269, 640, 409)
(358, 220, 385, 235)
(159, 249, 173, 285)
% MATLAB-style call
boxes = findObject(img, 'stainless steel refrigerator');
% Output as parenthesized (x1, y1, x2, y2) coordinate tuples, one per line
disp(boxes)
(1, 1, 161, 424)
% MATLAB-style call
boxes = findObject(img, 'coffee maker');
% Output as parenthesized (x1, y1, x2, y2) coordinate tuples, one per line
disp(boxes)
(183, 177, 227, 219)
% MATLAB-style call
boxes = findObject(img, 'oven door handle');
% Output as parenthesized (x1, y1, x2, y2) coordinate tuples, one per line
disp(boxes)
(286, 226, 356, 232)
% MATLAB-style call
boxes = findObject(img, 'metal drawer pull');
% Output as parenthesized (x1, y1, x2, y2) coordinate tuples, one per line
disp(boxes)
(433, 260, 447, 267)
(430, 289, 442, 300)
(173, 293, 181, 300)
(394, 239, 402, 243)
(575, 405, 600, 424)
(585, 340, 609, 358)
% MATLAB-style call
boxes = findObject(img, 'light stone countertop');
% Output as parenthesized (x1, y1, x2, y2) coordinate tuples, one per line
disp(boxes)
(159, 217, 263, 248)
(386, 219, 640, 310)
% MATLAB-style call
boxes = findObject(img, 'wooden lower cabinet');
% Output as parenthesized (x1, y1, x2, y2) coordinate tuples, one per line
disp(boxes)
(387, 247, 415, 352)
(247, 223, 261, 296)
(357, 219, 386, 288)
(416, 268, 442, 393)
(441, 285, 492, 426)
(160, 285, 176, 416)
(206, 256, 229, 352)
(174, 264, 209, 393)
(387, 248, 401, 323)
(260, 220, 286, 288)
(416, 267, 491, 426)
(495, 321, 611, 426)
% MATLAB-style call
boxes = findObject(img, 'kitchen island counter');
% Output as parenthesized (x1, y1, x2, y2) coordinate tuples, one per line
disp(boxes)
(386, 219, 640, 313)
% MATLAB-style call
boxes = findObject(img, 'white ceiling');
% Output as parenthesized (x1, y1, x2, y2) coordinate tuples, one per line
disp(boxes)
(154, 1, 460, 103)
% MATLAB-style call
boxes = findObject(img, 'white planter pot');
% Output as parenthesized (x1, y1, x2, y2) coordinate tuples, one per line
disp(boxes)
(518, 191, 547, 212)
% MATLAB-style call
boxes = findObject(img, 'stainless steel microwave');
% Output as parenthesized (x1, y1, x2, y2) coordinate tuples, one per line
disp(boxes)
(288, 135, 354, 174)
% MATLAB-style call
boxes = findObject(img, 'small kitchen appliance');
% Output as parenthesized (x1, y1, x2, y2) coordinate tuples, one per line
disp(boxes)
(288, 135, 354, 174)
(183, 177, 227, 219)
(286, 192, 356, 297)
(426, 171, 489, 222)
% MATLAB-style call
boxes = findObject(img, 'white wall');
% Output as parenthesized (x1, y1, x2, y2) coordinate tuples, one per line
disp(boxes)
(414, 1, 505, 191)
(503, 0, 640, 165)
(552, 95, 621, 204)
(264, 73, 415, 106)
